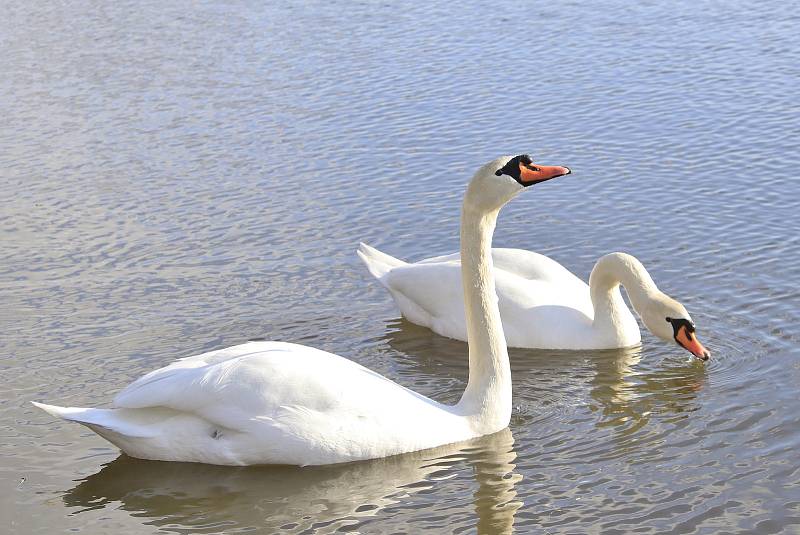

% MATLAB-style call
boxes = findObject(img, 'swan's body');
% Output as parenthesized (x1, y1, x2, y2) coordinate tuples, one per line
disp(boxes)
(359, 246, 710, 358)
(33, 154, 572, 466)
(35, 342, 477, 466)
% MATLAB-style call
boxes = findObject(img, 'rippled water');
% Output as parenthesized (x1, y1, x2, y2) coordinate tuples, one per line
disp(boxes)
(2, 0, 799, 533)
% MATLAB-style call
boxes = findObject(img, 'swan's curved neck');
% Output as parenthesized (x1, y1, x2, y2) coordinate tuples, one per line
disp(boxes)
(456, 201, 512, 432)
(589, 253, 657, 335)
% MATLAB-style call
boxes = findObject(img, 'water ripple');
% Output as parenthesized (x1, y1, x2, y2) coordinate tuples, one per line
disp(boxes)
(3, 0, 800, 532)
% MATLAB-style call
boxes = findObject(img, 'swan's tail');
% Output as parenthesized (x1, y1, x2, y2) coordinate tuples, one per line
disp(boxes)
(31, 401, 153, 439)
(357, 242, 406, 284)
(32, 402, 244, 464)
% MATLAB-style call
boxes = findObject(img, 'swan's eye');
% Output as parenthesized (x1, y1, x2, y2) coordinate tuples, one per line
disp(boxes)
(496, 155, 528, 177)
(667, 317, 696, 337)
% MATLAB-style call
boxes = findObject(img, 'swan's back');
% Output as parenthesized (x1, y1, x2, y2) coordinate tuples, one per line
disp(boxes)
(491, 248, 584, 286)
(115, 341, 458, 429)
(414, 248, 586, 292)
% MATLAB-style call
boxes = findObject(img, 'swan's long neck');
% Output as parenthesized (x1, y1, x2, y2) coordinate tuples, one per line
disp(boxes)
(588, 253, 658, 341)
(457, 201, 512, 433)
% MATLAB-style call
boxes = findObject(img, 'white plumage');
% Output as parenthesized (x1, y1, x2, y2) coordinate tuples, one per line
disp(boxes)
(35, 341, 474, 466)
(32, 154, 573, 465)
(359, 244, 708, 355)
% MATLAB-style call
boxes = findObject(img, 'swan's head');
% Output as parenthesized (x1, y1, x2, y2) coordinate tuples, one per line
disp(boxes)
(640, 294, 710, 361)
(464, 154, 571, 212)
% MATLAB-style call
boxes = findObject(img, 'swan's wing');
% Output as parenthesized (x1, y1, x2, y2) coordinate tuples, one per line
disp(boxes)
(382, 250, 590, 338)
(489, 248, 587, 287)
(376, 248, 593, 344)
(382, 261, 468, 338)
(414, 248, 585, 287)
(113, 341, 436, 432)
(415, 252, 461, 265)
(112, 342, 291, 412)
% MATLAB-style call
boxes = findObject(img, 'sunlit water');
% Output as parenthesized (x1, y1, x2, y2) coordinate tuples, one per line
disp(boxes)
(2, 0, 799, 533)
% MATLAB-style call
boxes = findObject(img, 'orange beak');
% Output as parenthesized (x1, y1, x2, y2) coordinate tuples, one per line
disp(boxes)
(676, 325, 711, 361)
(518, 163, 571, 185)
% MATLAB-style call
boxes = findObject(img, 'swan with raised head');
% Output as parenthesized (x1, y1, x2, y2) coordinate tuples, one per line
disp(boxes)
(358, 159, 710, 360)
(32, 154, 571, 466)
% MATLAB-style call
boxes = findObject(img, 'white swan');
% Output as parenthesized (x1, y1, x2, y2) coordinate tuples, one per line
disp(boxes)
(32, 154, 572, 466)
(359, 220, 709, 358)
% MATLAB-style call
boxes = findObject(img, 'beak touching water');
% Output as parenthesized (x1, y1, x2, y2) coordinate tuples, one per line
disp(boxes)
(676, 325, 711, 361)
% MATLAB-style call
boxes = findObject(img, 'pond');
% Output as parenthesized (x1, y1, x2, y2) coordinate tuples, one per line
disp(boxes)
(2, 0, 798, 532)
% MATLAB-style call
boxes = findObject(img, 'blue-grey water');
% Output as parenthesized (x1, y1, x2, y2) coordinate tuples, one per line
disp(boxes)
(2, 0, 799, 533)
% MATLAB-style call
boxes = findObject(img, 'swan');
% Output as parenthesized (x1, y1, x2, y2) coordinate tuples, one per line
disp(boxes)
(32, 154, 572, 466)
(358, 197, 709, 358)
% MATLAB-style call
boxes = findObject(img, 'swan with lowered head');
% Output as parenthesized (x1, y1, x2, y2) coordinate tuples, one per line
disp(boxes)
(358, 157, 710, 360)
(32, 154, 571, 466)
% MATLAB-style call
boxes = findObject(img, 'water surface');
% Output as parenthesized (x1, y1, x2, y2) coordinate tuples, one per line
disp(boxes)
(2, 0, 799, 533)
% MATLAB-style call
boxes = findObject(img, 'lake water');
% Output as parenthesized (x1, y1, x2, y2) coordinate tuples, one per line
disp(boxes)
(2, 0, 799, 533)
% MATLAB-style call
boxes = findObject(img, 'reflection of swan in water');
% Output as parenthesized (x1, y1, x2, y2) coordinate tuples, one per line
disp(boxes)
(586, 346, 706, 425)
(383, 318, 707, 431)
(580, 344, 706, 437)
(63, 428, 521, 534)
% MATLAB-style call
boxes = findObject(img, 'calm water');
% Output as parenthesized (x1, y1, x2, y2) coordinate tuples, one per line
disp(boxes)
(2, 0, 799, 533)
